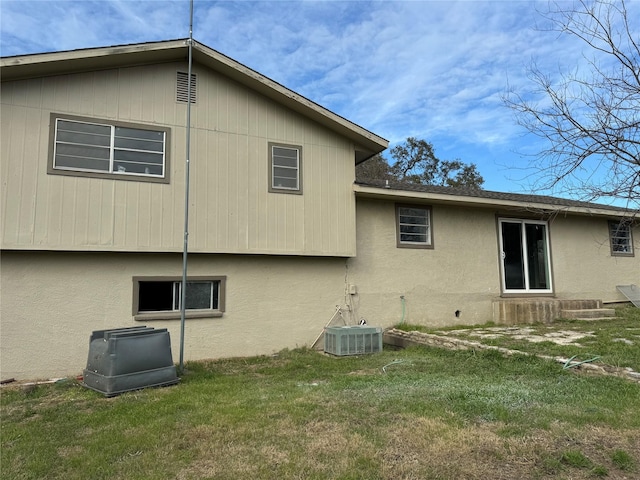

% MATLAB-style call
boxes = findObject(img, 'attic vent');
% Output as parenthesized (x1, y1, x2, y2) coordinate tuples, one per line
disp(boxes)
(176, 71, 197, 103)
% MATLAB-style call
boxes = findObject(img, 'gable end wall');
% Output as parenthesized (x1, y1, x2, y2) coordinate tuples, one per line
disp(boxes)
(1, 61, 357, 256)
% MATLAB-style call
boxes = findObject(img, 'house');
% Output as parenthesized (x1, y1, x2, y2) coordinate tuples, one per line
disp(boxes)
(349, 180, 638, 327)
(1, 40, 638, 380)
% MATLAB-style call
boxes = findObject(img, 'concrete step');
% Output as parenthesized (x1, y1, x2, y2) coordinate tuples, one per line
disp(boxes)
(559, 299, 602, 310)
(492, 299, 611, 324)
(560, 308, 616, 320)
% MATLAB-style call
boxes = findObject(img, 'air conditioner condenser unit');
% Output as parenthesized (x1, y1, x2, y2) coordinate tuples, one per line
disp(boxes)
(324, 325, 383, 356)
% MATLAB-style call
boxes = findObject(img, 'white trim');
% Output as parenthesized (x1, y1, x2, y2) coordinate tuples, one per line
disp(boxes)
(53, 117, 166, 178)
(271, 145, 300, 191)
(398, 206, 431, 246)
(498, 218, 553, 294)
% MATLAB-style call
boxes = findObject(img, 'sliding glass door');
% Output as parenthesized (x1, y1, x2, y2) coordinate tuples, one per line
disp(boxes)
(498, 219, 552, 294)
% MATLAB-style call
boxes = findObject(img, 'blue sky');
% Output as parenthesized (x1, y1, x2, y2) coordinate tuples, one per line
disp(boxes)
(1, 0, 635, 200)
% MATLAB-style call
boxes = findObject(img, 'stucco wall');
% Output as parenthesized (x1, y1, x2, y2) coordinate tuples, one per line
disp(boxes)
(0, 251, 348, 380)
(347, 198, 639, 329)
(547, 214, 639, 300)
(2, 200, 637, 380)
(347, 198, 502, 328)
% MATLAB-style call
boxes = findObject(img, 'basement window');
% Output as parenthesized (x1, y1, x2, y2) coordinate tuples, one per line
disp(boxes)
(396, 204, 433, 248)
(133, 276, 226, 320)
(609, 221, 634, 256)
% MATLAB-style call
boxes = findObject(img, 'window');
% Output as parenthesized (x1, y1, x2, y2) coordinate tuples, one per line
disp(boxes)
(609, 221, 634, 256)
(269, 143, 302, 193)
(49, 114, 170, 183)
(133, 276, 226, 320)
(396, 204, 432, 248)
(498, 218, 553, 294)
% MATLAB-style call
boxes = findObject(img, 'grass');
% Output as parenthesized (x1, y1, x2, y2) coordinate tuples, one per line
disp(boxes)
(611, 449, 636, 471)
(2, 310, 639, 479)
(398, 305, 640, 372)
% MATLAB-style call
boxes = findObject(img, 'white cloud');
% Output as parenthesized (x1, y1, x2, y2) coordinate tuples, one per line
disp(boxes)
(2, 0, 638, 196)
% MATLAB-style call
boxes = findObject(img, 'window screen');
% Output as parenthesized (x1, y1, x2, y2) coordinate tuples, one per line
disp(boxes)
(52, 116, 167, 179)
(270, 144, 301, 192)
(397, 206, 432, 247)
(609, 221, 634, 256)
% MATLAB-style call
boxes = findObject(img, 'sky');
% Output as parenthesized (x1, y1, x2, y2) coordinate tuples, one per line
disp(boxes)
(1, 0, 636, 201)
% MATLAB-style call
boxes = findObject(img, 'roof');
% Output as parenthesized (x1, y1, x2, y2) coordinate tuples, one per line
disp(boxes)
(355, 179, 639, 218)
(1, 39, 388, 163)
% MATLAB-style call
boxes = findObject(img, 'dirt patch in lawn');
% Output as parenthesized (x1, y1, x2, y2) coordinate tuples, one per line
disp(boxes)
(384, 328, 640, 383)
(435, 326, 596, 346)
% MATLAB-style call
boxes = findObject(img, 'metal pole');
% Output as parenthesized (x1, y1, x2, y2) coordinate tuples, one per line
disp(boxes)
(179, 0, 194, 374)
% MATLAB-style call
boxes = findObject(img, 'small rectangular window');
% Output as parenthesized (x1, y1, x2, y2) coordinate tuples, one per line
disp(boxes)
(269, 143, 302, 194)
(133, 276, 226, 320)
(609, 221, 634, 256)
(396, 204, 433, 248)
(49, 114, 170, 183)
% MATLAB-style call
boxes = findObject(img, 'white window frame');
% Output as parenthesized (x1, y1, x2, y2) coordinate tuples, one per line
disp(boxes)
(133, 276, 226, 321)
(49, 113, 170, 183)
(396, 204, 433, 249)
(498, 218, 553, 295)
(609, 220, 634, 256)
(269, 143, 302, 194)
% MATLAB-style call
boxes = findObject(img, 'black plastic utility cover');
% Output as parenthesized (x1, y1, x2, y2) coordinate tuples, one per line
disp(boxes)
(83, 326, 179, 397)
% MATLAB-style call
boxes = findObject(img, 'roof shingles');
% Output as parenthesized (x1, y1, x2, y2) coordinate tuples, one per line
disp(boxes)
(356, 179, 638, 215)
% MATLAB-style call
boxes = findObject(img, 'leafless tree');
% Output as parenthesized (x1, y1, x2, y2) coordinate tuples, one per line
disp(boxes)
(504, 0, 640, 206)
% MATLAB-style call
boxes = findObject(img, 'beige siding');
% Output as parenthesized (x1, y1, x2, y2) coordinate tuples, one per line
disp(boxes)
(1, 62, 356, 256)
(0, 251, 347, 380)
(347, 198, 640, 329)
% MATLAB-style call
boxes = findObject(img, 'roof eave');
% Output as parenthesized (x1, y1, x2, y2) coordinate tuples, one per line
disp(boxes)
(189, 42, 388, 157)
(1, 39, 388, 159)
(0, 39, 189, 80)
(353, 184, 634, 218)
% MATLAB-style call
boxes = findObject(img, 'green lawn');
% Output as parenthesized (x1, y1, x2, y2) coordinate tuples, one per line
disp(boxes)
(399, 305, 640, 372)
(2, 311, 639, 479)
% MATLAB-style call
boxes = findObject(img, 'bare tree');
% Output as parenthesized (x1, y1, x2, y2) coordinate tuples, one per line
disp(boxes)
(504, 0, 640, 205)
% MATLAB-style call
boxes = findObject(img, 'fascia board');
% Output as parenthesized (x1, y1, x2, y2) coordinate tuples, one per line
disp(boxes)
(1, 39, 388, 157)
(190, 42, 388, 155)
(353, 184, 637, 219)
(0, 39, 189, 80)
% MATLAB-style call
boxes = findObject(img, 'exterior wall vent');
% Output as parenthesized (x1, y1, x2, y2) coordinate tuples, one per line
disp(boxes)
(324, 325, 383, 356)
(176, 71, 197, 103)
